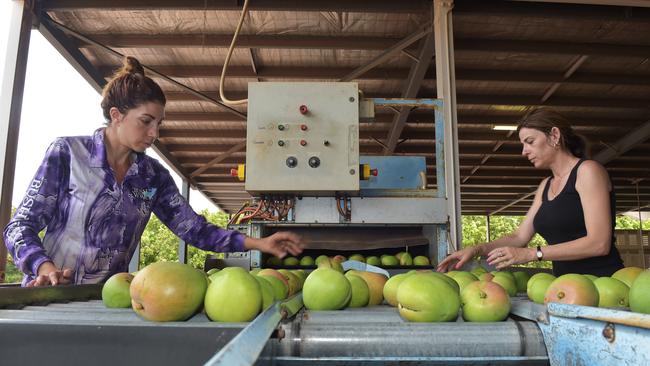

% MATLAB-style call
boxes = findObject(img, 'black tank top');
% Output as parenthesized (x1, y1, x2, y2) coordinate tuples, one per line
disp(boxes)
(533, 159, 623, 277)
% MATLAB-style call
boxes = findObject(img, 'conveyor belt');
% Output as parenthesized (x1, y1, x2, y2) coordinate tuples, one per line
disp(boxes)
(0, 299, 247, 365)
(0, 294, 549, 366)
(4, 286, 649, 366)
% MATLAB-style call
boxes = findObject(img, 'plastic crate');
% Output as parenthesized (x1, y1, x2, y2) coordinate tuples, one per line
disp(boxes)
(614, 230, 649, 268)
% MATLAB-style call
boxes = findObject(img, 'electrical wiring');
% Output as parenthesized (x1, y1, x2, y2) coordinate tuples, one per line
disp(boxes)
(336, 194, 351, 220)
(233, 197, 294, 224)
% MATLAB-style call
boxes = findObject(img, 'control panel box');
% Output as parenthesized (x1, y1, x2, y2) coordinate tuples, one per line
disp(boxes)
(246, 82, 360, 194)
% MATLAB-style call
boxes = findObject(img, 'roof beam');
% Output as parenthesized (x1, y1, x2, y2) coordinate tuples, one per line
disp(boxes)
(594, 120, 650, 162)
(165, 91, 650, 109)
(41, 0, 650, 19)
(339, 23, 431, 82)
(39, 16, 225, 207)
(189, 141, 246, 178)
(247, 48, 260, 82)
(158, 128, 625, 143)
(86, 34, 399, 50)
(384, 31, 437, 154)
(82, 34, 650, 58)
(540, 55, 589, 103)
(190, 173, 650, 186)
(42, 0, 431, 12)
(47, 19, 247, 120)
(165, 143, 650, 160)
(509, 0, 650, 8)
(39, 16, 198, 187)
(462, 54, 590, 183)
(455, 39, 650, 58)
(454, 0, 650, 21)
(162, 111, 645, 128)
(194, 170, 650, 184)
(162, 109, 646, 128)
(159, 131, 627, 149)
(105, 64, 650, 86)
(39, 17, 106, 94)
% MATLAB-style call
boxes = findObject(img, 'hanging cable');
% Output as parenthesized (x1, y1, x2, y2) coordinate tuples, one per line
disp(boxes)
(219, 0, 251, 105)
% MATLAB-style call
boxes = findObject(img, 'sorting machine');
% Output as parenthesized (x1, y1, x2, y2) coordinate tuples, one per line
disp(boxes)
(1, 83, 649, 366)
(216, 82, 450, 270)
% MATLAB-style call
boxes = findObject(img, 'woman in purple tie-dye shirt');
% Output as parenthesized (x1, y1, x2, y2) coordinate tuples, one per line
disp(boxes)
(4, 57, 303, 287)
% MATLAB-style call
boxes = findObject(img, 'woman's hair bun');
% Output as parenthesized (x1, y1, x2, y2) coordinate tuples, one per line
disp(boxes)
(100, 56, 165, 122)
(121, 56, 145, 76)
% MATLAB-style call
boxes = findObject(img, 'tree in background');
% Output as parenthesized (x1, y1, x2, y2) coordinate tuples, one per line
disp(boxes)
(462, 215, 650, 269)
(139, 209, 229, 269)
(4, 211, 649, 283)
(615, 215, 650, 230)
(462, 215, 550, 269)
(3, 209, 230, 283)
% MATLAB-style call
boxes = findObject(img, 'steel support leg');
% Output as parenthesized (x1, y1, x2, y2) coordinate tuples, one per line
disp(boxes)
(434, 0, 462, 252)
(179, 179, 190, 264)
(1, 0, 32, 283)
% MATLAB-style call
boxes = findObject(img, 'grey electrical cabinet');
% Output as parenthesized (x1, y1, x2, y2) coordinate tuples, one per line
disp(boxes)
(245, 82, 360, 195)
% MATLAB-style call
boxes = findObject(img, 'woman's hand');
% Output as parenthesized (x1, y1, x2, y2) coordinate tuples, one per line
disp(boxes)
(486, 247, 535, 270)
(244, 231, 305, 258)
(26, 261, 75, 287)
(436, 246, 479, 273)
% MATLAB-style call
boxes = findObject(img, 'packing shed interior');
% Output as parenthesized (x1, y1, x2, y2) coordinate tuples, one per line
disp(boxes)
(20, 0, 650, 216)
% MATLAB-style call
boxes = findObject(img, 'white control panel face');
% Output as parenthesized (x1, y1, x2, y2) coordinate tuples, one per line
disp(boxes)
(246, 82, 360, 194)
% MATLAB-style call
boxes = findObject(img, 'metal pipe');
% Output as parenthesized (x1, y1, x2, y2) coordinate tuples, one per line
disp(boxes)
(278, 318, 547, 358)
(434, 0, 462, 251)
(486, 214, 492, 242)
(0, 284, 102, 308)
(178, 179, 190, 264)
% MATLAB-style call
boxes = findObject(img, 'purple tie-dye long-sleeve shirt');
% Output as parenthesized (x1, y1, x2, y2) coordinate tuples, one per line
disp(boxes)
(4, 128, 245, 285)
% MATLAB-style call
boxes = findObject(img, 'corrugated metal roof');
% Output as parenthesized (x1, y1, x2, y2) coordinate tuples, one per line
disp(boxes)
(37, 0, 650, 214)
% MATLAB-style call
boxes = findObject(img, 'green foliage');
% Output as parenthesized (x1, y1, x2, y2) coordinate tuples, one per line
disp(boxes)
(2, 209, 230, 283)
(4, 255, 23, 284)
(3, 207, 32, 283)
(5, 207, 646, 283)
(188, 210, 229, 268)
(139, 209, 230, 270)
(615, 215, 650, 230)
(461, 215, 550, 269)
(460, 214, 650, 270)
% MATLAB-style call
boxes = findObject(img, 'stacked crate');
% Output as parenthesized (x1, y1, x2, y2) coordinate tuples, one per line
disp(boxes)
(614, 230, 649, 269)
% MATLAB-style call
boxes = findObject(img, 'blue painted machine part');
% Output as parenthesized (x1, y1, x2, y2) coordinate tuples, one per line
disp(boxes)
(359, 156, 427, 190)
(511, 298, 650, 366)
(365, 97, 448, 266)
(540, 302, 650, 366)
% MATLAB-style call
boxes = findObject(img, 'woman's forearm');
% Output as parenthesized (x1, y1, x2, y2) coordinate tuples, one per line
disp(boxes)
(537, 235, 609, 261)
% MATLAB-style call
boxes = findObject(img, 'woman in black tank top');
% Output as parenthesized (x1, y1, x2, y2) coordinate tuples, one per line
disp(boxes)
(437, 109, 623, 276)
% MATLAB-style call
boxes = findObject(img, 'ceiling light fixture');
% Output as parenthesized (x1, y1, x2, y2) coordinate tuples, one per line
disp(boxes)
(492, 125, 518, 131)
